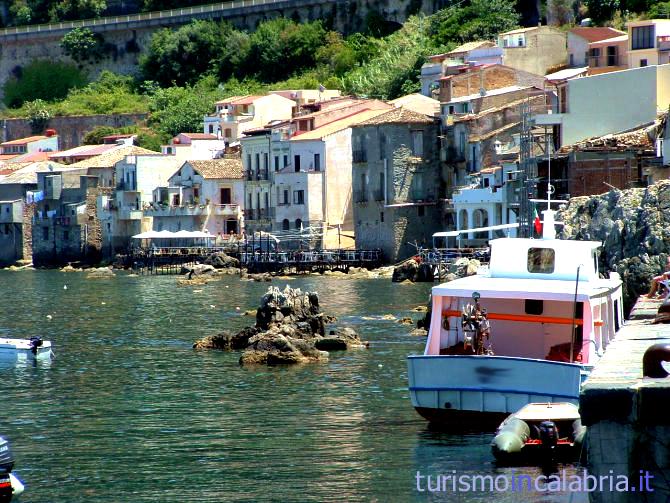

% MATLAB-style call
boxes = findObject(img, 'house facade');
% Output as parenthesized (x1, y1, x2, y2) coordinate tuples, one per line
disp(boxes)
(146, 158, 244, 236)
(0, 199, 28, 266)
(351, 108, 443, 262)
(203, 94, 295, 142)
(160, 133, 227, 161)
(567, 27, 626, 68)
(627, 19, 670, 68)
(535, 64, 670, 146)
(498, 26, 567, 76)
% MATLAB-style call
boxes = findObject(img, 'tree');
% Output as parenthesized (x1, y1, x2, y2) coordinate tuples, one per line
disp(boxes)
(242, 18, 328, 82)
(429, 0, 520, 45)
(140, 20, 228, 87)
(3, 60, 87, 108)
(147, 78, 222, 138)
(26, 99, 51, 134)
(61, 28, 105, 63)
(49, 0, 106, 21)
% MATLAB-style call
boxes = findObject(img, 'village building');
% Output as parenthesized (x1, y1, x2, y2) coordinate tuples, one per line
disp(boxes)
(567, 27, 627, 69)
(0, 199, 28, 266)
(145, 158, 244, 236)
(98, 153, 182, 256)
(0, 134, 59, 158)
(351, 107, 443, 261)
(498, 26, 567, 76)
(203, 94, 295, 142)
(268, 89, 342, 114)
(389, 93, 440, 117)
(420, 41, 504, 97)
(49, 144, 120, 164)
(535, 64, 670, 147)
(160, 133, 227, 161)
(31, 171, 106, 265)
(68, 145, 158, 188)
(239, 98, 392, 236)
(627, 19, 670, 67)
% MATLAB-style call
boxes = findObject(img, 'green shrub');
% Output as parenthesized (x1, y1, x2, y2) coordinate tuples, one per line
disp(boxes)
(61, 27, 105, 64)
(3, 60, 88, 108)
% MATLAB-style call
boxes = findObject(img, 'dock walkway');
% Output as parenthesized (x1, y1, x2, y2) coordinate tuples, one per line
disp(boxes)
(581, 297, 670, 502)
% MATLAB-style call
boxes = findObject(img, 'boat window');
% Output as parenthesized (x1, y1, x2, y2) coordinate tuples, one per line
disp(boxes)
(525, 299, 543, 315)
(527, 248, 555, 274)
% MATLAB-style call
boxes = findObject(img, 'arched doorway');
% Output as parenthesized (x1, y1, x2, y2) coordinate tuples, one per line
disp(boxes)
(282, 219, 290, 231)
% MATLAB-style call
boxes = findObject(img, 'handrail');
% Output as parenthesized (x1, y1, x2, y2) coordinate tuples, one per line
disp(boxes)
(442, 309, 604, 327)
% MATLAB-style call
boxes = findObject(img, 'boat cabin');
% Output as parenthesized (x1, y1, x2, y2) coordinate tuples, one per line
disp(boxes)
(424, 236, 624, 365)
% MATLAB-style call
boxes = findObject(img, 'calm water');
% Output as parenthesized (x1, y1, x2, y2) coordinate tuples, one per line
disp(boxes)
(0, 271, 588, 502)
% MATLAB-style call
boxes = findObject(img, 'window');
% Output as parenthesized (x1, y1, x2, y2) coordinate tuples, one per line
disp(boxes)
(589, 47, 601, 66)
(640, 59, 648, 67)
(283, 189, 289, 205)
(283, 155, 288, 168)
(63, 230, 69, 241)
(4, 224, 9, 235)
(314, 153, 320, 171)
(527, 248, 555, 274)
(411, 130, 423, 157)
(282, 219, 290, 230)
(293, 190, 305, 204)
(255, 153, 260, 171)
(607, 45, 617, 66)
(208, 124, 214, 134)
(380, 211, 384, 223)
(274, 156, 280, 171)
(632, 25, 655, 50)
(295, 218, 302, 230)
(221, 188, 231, 204)
(42, 227, 49, 240)
(417, 206, 425, 217)
(525, 299, 543, 315)
(517, 35, 524, 47)
(483, 177, 490, 188)
(264, 192, 269, 209)
(294, 155, 301, 172)
(569, 53, 574, 66)
(248, 193, 252, 210)
(246, 154, 252, 170)
(264, 153, 269, 171)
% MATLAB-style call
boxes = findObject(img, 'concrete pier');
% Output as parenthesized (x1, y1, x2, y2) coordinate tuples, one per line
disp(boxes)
(581, 297, 670, 502)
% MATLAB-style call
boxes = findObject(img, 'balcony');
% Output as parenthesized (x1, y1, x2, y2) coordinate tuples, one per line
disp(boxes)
(118, 208, 143, 220)
(213, 204, 240, 216)
(587, 54, 624, 68)
(246, 169, 269, 182)
(353, 150, 367, 163)
(116, 181, 138, 192)
(144, 204, 207, 217)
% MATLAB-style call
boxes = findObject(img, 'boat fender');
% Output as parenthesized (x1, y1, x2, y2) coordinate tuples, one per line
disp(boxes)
(538, 421, 559, 449)
(29, 337, 43, 356)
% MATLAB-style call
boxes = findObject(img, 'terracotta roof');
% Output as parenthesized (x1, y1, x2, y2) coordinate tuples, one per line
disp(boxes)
(356, 107, 436, 126)
(68, 146, 159, 169)
(500, 26, 540, 35)
(558, 122, 656, 153)
(291, 109, 389, 141)
(1, 135, 48, 146)
(215, 95, 248, 105)
(178, 133, 218, 140)
(231, 95, 263, 105)
(569, 27, 625, 43)
(0, 154, 19, 161)
(11, 151, 55, 162)
(187, 159, 243, 179)
(0, 161, 75, 185)
(448, 41, 496, 55)
(50, 144, 119, 160)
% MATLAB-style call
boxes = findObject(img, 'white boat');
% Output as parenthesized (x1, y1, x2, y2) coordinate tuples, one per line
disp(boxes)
(407, 210, 623, 428)
(0, 337, 52, 360)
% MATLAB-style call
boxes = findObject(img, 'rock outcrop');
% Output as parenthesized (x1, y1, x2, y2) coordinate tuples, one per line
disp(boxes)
(203, 252, 239, 269)
(558, 180, 670, 309)
(179, 264, 216, 277)
(194, 285, 367, 365)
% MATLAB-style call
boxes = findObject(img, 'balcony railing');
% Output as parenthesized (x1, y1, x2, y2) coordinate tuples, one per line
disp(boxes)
(213, 204, 240, 216)
(587, 54, 624, 68)
(246, 169, 269, 181)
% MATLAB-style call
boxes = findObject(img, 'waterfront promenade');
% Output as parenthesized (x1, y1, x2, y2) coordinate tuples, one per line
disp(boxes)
(581, 296, 670, 501)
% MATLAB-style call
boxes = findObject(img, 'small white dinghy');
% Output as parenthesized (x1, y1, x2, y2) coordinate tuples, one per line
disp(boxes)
(0, 337, 52, 360)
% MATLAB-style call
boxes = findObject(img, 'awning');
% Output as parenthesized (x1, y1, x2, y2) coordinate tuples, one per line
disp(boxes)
(131, 230, 214, 239)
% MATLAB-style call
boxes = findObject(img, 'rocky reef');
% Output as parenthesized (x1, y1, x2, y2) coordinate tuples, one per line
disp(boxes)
(392, 257, 480, 283)
(194, 285, 367, 365)
(558, 180, 670, 309)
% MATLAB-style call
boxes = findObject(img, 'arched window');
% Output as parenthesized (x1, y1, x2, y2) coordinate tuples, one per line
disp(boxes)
(282, 219, 290, 231)
(473, 209, 488, 239)
(458, 209, 468, 231)
(295, 219, 302, 231)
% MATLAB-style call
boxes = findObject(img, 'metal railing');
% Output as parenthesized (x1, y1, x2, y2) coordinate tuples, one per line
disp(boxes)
(0, 0, 322, 38)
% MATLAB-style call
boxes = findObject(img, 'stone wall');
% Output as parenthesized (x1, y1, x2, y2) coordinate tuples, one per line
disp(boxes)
(2, 113, 148, 150)
(0, 0, 449, 94)
(567, 152, 638, 197)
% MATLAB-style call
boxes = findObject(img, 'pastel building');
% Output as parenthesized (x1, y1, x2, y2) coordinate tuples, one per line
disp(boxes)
(627, 19, 670, 67)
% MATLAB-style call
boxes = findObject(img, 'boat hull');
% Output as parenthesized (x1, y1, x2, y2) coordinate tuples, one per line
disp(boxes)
(408, 355, 583, 428)
(0, 338, 52, 360)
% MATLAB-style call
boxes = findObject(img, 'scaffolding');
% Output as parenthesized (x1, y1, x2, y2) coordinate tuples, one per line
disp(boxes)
(518, 100, 538, 238)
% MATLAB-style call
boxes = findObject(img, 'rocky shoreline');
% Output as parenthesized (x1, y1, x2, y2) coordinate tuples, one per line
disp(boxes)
(194, 286, 368, 365)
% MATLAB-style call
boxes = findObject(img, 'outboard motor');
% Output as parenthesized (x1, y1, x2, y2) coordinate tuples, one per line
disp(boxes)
(538, 421, 559, 450)
(29, 337, 43, 356)
(0, 436, 15, 502)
